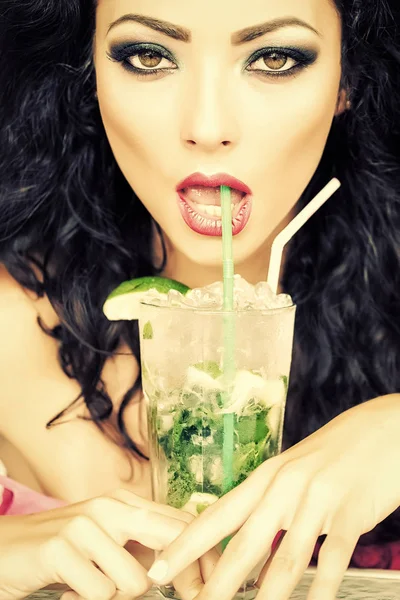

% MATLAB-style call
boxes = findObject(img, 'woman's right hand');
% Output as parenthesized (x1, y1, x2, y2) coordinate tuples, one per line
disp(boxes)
(0, 488, 214, 600)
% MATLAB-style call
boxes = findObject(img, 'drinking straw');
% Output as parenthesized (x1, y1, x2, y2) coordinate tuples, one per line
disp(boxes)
(220, 185, 235, 495)
(267, 178, 341, 295)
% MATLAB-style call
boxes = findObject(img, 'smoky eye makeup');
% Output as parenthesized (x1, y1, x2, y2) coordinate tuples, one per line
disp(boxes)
(106, 39, 319, 80)
(244, 45, 318, 78)
(107, 41, 178, 76)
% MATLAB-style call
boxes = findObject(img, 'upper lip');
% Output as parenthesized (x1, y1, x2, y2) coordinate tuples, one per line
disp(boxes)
(176, 172, 252, 196)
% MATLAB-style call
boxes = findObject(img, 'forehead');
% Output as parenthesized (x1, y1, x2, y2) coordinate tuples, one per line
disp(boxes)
(96, 0, 340, 38)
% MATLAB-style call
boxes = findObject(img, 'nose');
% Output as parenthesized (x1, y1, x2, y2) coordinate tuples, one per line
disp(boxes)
(180, 66, 240, 152)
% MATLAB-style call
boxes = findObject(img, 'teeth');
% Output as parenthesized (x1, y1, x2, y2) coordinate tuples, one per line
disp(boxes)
(193, 203, 235, 217)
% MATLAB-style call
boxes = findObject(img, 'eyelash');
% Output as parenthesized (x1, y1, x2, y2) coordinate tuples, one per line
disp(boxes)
(107, 42, 317, 80)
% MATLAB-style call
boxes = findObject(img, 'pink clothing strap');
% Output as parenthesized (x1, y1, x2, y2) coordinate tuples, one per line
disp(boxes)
(0, 475, 66, 516)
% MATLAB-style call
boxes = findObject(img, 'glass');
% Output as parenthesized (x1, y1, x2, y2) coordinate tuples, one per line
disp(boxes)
(139, 302, 296, 600)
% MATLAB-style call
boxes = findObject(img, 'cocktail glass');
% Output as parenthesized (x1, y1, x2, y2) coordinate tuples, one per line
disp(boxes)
(139, 301, 296, 600)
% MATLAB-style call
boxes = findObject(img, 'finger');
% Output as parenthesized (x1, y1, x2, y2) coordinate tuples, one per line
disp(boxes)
(199, 548, 221, 582)
(63, 515, 150, 597)
(121, 496, 221, 582)
(186, 469, 312, 600)
(149, 459, 281, 583)
(172, 548, 222, 600)
(256, 530, 286, 587)
(61, 593, 78, 600)
(173, 562, 204, 600)
(61, 593, 134, 600)
(306, 512, 360, 600)
(86, 497, 189, 549)
(45, 538, 116, 600)
(110, 489, 194, 524)
(173, 547, 221, 600)
(188, 517, 280, 600)
(255, 503, 323, 600)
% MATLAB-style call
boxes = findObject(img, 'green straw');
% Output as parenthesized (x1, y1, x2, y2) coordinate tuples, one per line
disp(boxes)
(220, 185, 235, 496)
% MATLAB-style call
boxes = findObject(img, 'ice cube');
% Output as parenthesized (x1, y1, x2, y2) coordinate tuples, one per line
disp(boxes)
(218, 371, 287, 415)
(141, 275, 293, 311)
(254, 282, 292, 310)
(179, 294, 201, 308)
(209, 457, 223, 486)
(268, 404, 283, 435)
(167, 288, 187, 306)
(159, 414, 174, 432)
(189, 455, 204, 484)
(186, 283, 222, 308)
(186, 366, 223, 390)
(233, 274, 256, 297)
(219, 370, 268, 414)
(254, 282, 277, 309)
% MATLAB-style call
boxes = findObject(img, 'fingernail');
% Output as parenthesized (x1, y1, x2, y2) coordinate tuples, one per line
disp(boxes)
(148, 559, 169, 582)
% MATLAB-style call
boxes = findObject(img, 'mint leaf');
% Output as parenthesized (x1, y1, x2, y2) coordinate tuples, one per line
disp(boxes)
(167, 465, 196, 509)
(193, 361, 222, 379)
(143, 321, 153, 340)
(233, 439, 269, 485)
(235, 411, 269, 445)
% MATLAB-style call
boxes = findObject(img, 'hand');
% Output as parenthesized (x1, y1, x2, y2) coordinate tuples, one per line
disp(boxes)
(149, 394, 400, 600)
(0, 488, 216, 600)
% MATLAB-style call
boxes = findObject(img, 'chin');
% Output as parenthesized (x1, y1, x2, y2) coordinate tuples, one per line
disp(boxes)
(167, 227, 266, 269)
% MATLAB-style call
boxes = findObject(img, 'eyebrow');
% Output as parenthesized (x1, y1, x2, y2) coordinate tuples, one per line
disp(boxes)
(107, 14, 322, 43)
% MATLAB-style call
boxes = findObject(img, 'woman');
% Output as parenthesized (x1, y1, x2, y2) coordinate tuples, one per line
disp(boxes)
(0, 0, 400, 599)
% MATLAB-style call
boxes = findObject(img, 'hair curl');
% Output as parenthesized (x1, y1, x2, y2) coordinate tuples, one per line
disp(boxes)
(0, 0, 399, 543)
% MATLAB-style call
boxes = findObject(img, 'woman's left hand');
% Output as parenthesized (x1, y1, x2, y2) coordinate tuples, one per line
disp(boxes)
(148, 394, 400, 600)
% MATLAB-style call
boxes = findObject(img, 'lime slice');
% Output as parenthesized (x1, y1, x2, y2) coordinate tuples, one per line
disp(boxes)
(103, 276, 190, 321)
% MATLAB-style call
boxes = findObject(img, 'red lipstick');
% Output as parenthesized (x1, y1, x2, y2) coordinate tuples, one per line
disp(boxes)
(176, 172, 253, 237)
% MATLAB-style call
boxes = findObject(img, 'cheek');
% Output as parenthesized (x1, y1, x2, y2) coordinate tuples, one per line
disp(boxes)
(96, 65, 174, 174)
(244, 68, 340, 176)
(284, 85, 338, 164)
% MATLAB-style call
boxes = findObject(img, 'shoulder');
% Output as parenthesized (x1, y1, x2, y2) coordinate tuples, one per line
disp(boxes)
(0, 264, 83, 436)
(0, 263, 60, 378)
(0, 262, 59, 330)
(0, 263, 39, 329)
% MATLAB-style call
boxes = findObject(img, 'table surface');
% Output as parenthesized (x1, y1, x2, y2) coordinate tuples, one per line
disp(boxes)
(25, 568, 400, 600)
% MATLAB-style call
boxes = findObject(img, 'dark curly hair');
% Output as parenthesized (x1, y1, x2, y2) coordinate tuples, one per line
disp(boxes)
(0, 0, 399, 545)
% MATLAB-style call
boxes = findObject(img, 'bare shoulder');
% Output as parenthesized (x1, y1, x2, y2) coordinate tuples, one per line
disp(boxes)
(0, 263, 63, 395)
(0, 263, 39, 333)
(0, 264, 84, 472)
(0, 260, 59, 323)
(0, 264, 149, 501)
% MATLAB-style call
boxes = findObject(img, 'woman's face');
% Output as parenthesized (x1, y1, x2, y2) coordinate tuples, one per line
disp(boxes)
(94, 0, 343, 269)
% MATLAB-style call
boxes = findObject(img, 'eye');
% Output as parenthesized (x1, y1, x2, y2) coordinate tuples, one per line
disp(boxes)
(250, 52, 294, 72)
(107, 43, 178, 77)
(245, 47, 317, 78)
(128, 49, 175, 72)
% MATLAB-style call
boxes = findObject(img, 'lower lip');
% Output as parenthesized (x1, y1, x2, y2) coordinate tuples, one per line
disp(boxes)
(177, 192, 252, 237)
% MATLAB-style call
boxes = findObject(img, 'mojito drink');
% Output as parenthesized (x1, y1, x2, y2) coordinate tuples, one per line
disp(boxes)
(138, 279, 296, 599)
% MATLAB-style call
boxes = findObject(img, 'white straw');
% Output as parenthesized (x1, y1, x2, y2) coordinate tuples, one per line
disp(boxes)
(267, 178, 341, 295)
